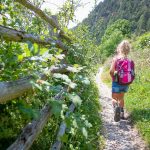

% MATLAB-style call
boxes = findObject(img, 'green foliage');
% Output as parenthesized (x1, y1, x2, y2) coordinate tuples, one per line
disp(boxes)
(100, 30, 123, 60)
(0, 1, 103, 150)
(101, 60, 112, 86)
(58, 0, 75, 27)
(0, 100, 32, 149)
(132, 32, 150, 49)
(68, 93, 82, 106)
(61, 81, 103, 150)
(125, 36, 150, 147)
(82, 0, 150, 43)
(70, 24, 101, 69)
(99, 19, 131, 61)
(101, 19, 131, 43)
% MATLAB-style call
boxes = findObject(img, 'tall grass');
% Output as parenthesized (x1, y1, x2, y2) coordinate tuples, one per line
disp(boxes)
(126, 47, 150, 148)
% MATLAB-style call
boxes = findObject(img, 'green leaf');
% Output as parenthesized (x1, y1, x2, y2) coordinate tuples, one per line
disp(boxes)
(55, 54, 65, 60)
(68, 93, 82, 106)
(70, 127, 75, 135)
(63, 27, 68, 33)
(82, 77, 90, 85)
(26, 41, 35, 55)
(33, 43, 38, 54)
(49, 99, 63, 117)
(18, 103, 40, 119)
(65, 117, 72, 127)
(82, 127, 88, 139)
(53, 28, 57, 33)
(27, 41, 33, 50)
(68, 82, 77, 89)
(72, 119, 78, 128)
(49, 85, 63, 93)
(60, 134, 68, 143)
(67, 65, 84, 73)
(30, 81, 42, 91)
(23, 46, 31, 57)
(84, 120, 92, 128)
(40, 35, 45, 40)
(53, 73, 71, 83)
(53, 73, 77, 89)
(18, 54, 24, 61)
(40, 81, 51, 86)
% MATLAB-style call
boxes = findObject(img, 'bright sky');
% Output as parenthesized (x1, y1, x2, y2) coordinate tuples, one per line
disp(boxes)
(42, 0, 103, 28)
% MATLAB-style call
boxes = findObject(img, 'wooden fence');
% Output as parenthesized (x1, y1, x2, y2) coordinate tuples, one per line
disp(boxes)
(0, 0, 77, 149)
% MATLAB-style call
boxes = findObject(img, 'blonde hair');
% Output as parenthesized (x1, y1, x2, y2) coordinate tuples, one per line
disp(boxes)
(116, 40, 131, 57)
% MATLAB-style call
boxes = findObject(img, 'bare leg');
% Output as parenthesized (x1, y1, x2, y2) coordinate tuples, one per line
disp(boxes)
(112, 92, 126, 120)
(117, 93, 126, 119)
(112, 93, 125, 107)
(112, 93, 121, 121)
(117, 93, 125, 108)
(112, 93, 119, 105)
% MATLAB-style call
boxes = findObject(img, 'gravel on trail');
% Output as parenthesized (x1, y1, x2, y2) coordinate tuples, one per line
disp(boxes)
(96, 68, 149, 150)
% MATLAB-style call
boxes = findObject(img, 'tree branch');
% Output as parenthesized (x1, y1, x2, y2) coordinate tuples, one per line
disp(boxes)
(15, 0, 71, 42)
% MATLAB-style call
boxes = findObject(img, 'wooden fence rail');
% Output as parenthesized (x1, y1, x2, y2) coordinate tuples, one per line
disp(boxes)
(1, 1, 78, 149)
(0, 64, 71, 104)
(51, 103, 75, 150)
(0, 25, 67, 52)
(7, 89, 66, 150)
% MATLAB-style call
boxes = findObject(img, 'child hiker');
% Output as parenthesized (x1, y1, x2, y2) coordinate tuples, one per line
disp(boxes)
(109, 40, 135, 122)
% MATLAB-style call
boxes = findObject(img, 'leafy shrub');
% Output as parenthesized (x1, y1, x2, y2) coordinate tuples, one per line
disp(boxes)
(99, 19, 131, 61)
(132, 32, 150, 49)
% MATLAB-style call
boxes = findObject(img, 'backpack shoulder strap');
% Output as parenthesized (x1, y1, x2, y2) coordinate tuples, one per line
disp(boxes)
(115, 58, 126, 71)
(114, 58, 120, 70)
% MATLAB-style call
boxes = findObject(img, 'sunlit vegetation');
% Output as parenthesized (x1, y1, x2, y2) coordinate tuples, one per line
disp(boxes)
(0, 0, 102, 149)
(101, 32, 150, 148)
(0, 0, 149, 149)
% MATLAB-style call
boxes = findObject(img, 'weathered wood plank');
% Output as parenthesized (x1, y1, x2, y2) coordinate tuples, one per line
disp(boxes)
(0, 64, 69, 104)
(50, 103, 75, 150)
(0, 25, 67, 51)
(7, 89, 66, 150)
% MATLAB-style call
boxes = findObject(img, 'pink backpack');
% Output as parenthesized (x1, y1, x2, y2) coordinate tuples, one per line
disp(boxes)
(115, 58, 135, 85)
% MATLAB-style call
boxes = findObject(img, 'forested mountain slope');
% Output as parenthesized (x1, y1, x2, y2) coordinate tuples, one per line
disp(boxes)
(83, 0, 150, 43)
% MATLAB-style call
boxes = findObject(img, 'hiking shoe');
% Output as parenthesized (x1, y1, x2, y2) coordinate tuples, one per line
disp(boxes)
(113, 101, 118, 112)
(114, 106, 120, 122)
(120, 112, 126, 120)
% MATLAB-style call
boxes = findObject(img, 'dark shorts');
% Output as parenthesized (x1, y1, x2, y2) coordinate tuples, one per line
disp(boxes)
(112, 82, 129, 93)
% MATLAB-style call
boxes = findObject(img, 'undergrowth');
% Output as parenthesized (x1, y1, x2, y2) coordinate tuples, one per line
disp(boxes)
(30, 80, 104, 150)
(126, 47, 150, 148)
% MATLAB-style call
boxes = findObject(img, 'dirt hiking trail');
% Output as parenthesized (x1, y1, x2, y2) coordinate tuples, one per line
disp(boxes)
(96, 68, 149, 150)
